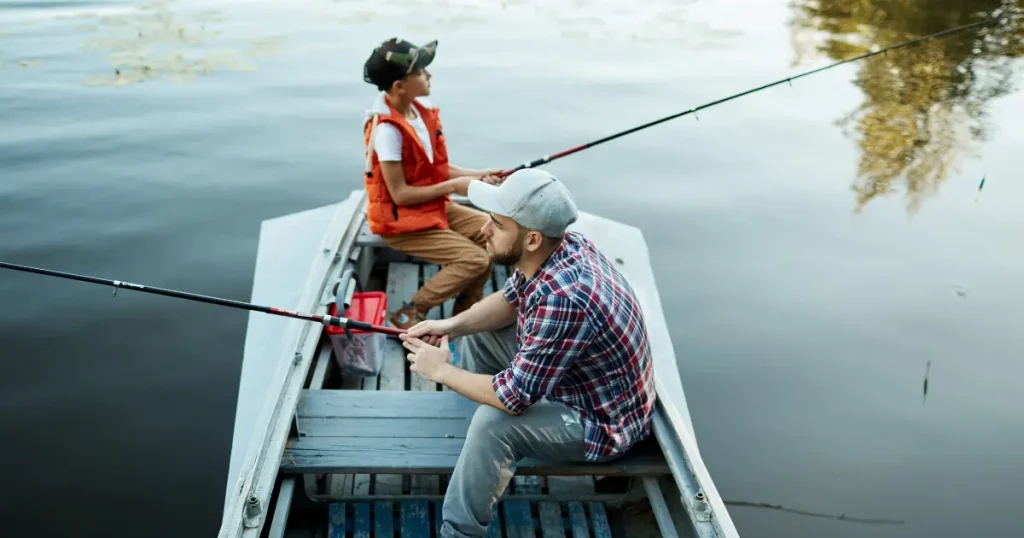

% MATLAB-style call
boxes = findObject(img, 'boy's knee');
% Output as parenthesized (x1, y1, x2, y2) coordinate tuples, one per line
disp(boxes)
(465, 249, 491, 278)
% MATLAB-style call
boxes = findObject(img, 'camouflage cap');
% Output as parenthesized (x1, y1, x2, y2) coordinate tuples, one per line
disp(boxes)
(363, 37, 438, 90)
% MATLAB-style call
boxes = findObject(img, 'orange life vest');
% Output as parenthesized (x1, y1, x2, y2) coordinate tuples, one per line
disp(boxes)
(363, 98, 450, 236)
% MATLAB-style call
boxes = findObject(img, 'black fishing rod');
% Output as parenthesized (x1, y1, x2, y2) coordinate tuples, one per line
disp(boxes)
(498, 14, 1004, 177)
(0, 261, 406, 337)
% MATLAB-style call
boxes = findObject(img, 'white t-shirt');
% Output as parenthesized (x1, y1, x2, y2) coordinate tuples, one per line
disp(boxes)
(373, 108, 434, 163)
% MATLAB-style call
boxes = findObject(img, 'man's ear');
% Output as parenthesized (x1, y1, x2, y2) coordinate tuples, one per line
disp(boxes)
(525, 230, 544, 252)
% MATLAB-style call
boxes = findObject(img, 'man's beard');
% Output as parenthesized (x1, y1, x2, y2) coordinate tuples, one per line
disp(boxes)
(489, 240, 523, 266)
(488, 229, 526, 266)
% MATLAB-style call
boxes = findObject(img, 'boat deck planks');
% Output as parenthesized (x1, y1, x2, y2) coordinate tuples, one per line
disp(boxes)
(374, 501, 394, 537)
(569, 502, 590, 537)
(375, 262, 418, 495)
(328, 502, 345, 538)
(284, 391, 670, 476)
(539, 501, 564, 538)
(353, 501, 370, 537)
(324, 499, 616, 538)
(589, 502, 614, 538)
(503, 499, 534, 538)
(508, 465, 542, 537)
(410, 264, 442, 494)
(400, 499, 431, 538)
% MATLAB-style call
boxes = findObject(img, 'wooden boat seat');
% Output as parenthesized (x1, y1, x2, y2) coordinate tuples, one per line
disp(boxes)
(355, 222, 385, 247)
(280, 390, 670, 477)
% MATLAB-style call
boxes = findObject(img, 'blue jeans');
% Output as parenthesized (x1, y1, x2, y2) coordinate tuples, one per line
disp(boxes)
(440, 324, 588, 538)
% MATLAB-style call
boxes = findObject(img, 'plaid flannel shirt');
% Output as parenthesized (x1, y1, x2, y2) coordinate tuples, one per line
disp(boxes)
(492, 231, 657, 461)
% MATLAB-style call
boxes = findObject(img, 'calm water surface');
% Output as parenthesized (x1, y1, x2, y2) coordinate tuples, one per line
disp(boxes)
(2, 0, 1022, 536)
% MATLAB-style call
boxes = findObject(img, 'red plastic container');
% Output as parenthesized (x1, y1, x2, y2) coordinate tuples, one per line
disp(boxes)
(326, 291, 388, 377)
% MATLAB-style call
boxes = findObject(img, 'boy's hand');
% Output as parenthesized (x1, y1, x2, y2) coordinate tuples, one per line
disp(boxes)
(449, 176, 475, 196)
(479, 168, 505, 185)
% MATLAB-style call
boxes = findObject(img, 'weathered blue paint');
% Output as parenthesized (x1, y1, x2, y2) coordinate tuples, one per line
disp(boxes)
(484, 505, 502, 538)
(353, 503, 370, 538)
(589, 503, 613, 538)
(328, 503, 346, 538)
(399, 500, 430, 538)
(568, 502, 589, 538)
(374, 501, 394, 538)
(538, 502, 565, 538)
(503, 500, 534, 538)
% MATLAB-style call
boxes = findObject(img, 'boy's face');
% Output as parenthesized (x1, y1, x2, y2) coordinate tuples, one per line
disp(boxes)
(392, 68, 431, 98)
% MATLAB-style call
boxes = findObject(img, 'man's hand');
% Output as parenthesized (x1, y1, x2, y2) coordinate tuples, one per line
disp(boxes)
(403, 332, 514, 413)
(406, 318, 458, 346)
(401, 334, 453, 384)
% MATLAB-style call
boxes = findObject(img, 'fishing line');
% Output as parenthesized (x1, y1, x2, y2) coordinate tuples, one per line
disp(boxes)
(498, 13, 1008, 177)
(0, 261, 406, 337)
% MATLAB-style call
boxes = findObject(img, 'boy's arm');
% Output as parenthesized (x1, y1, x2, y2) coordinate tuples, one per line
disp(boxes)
(447, 164, 501, 180)
(375, 123, 472, 205)
(380, 162, 469, 206)
(376, 120, 479, 204)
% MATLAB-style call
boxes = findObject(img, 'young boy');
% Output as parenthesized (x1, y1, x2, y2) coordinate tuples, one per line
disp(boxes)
(362, 37, 502, 329)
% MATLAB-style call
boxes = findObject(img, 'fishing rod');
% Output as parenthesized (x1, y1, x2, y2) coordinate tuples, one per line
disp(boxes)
(0, 261, 406, 337)
(497, 14, 1004, 177)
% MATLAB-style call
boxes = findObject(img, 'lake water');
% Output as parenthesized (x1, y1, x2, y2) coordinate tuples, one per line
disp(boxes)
(2, 0, 1022, 536)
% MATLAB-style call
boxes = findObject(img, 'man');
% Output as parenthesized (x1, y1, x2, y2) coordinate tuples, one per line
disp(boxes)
(362, 37, 503, 329)
(399, 168, 657, 538)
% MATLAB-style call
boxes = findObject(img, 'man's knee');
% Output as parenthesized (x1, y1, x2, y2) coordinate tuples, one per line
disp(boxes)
(466, 405, 514, 441)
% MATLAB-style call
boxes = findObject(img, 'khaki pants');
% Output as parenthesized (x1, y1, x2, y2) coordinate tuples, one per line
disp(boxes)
(381, 203, 493, 312)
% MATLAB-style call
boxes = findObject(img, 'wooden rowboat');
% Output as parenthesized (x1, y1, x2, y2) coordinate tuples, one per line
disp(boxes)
(217, 190, 740, 538)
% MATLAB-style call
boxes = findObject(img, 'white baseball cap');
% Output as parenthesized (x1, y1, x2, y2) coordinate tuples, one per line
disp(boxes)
(468, 168, 578, 238)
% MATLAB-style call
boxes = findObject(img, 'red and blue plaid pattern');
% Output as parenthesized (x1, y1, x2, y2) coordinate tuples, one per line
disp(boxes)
(492, 231, 657, 461)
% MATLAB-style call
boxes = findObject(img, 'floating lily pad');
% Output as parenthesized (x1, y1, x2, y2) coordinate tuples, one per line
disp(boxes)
(84, 69, 148, 87)
(236, 36, 286, 58)
(77, 0, 284, 88)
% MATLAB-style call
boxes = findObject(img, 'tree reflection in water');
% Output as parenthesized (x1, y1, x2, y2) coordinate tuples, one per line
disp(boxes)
(788, 0, 1024, 211)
